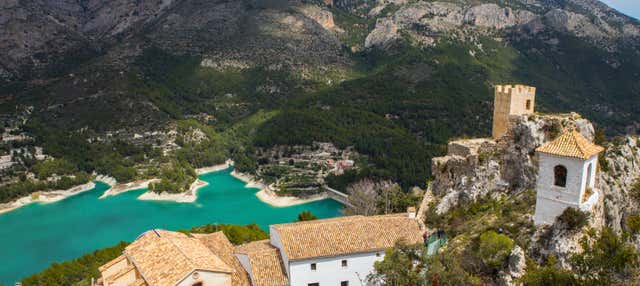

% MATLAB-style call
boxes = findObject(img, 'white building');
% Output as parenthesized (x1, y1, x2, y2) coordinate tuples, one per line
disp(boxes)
(99, 213, 423, 286)
(533, 131, 604, 225)
(269, 214, 423, 286)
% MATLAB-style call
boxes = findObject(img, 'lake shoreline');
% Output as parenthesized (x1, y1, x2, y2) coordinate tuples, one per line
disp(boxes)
(0, 182, 96, 215)
(137, 179, 208, 203)
(229, 170, 330, 207)
(195, 160, 234, 175)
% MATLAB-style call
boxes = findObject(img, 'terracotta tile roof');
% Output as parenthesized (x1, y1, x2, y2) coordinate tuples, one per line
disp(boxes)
(271, 214, 423, 261)
(124, 229, 233, 286)
(536, 131, 604, 159)
(194, 232, 252, 286)
(99, 254, 126, 273)
(234, 240, 289, 286)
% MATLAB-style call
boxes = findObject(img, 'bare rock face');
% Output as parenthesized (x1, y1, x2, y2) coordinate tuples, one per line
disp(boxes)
(599, 136, 640, 232)
(364, 18, 400, 49)
(464, 4, 536, 29)
(297, 4, 337, 31)
(499, 245, 527, 286)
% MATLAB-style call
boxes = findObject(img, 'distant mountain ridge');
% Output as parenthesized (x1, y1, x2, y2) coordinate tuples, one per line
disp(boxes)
(0, 0, 639, 188)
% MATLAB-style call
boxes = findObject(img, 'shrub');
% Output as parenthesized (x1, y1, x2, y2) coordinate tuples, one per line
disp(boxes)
(626, 214, 640, 234)
(297, 211, 318, 221)
(521, 257, 578, 286)
(556, 207, 589, 231)
(477, 230, 514, 272)
(630, 178, 640, 203)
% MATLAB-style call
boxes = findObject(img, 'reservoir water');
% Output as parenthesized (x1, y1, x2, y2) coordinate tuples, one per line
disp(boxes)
(0, 168, 343, 284)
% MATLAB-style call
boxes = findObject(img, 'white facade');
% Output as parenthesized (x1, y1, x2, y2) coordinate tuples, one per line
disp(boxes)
(533, 153, 599, 225)
(270, 226, 386, 286)
(288, 251, 385, 286)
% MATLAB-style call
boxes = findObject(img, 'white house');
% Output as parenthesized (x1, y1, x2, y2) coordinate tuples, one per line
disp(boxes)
(269, 214, 423, 286)
(99, 213, 423, 286)
(533, 131, 604, 225)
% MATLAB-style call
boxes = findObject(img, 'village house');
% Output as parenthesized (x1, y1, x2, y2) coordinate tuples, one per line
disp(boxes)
(98, 213, 423, 286)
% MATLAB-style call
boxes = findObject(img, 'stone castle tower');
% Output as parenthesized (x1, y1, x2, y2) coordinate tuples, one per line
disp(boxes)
(533, 131, 604, 225)
(492, 85, 536, 139)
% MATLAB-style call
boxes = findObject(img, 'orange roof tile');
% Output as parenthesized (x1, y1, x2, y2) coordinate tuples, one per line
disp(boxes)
(536, 131, 604, 159)
(195, 232, 252, 286)
(271, 214, 423, 261)
(124, 229, 233, 286)
(235, 240, 289, 286)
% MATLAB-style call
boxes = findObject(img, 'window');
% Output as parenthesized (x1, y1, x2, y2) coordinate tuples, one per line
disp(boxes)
(526, 99, 531, 110)
(308, 283, 319, 286)
(376, 252, 381, 257)
(310, 263, 317, 271)
(554, 165, 567, 187)
(192, 283, 202, 286)
(341, 281, 349, 286)
(341, 260, 348, 268)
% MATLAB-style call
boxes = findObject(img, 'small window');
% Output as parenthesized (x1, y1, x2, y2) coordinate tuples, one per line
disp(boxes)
(376, 252, 381, 257)
(310, 263, 317, 271)
(526, 99, 531, 110)
(341, 281, 349, 286)
(308, 283, 320, 286)
(192, 283, 202, 286)
(341, 260, 348, 267)
(554, 165, 567, 187)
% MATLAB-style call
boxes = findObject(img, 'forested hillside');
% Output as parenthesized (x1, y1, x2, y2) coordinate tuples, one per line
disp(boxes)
(0, 0, 638, 197)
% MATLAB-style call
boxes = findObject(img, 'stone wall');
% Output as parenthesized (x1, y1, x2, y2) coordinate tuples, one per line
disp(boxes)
(492, 85, 536, 139)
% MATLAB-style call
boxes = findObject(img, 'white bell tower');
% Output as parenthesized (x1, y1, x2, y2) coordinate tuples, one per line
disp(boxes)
(533, 131, 604, 225)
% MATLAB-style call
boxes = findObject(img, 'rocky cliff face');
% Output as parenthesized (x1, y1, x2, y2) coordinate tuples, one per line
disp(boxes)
(430, 112, 596, 214)
(429, 112, 639, 269)
(0, 0, 348, 81)
(599, 136, 640, 232)
(365, 0, 639, 50)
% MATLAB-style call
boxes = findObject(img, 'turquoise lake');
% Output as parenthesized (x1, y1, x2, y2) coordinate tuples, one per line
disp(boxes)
(0, 168, 343, 284)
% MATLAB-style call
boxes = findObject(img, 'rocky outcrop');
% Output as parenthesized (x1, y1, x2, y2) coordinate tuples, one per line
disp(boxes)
(599, 136, 640, 232)
(364, 18, 400, 49)
(297, 4, 338, 31)
(464, 4, 536, 29)
(431, 113, 595, 214)
(499, 245, 526, 286)
(363, 1, 640, 51)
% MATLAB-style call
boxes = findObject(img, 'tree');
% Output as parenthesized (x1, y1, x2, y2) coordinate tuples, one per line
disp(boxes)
(477, 230, 514, 273)
(297, 210, 318, 221)
(368, 241, 426, 286)
(345, 179, 379, 216)
(520, 256, 578, 286)
(572, 227, 639, 284)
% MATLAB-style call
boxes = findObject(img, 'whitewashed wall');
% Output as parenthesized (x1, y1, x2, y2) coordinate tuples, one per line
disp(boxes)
(288, 251, 385, 286)
(534, 153, 598, 225)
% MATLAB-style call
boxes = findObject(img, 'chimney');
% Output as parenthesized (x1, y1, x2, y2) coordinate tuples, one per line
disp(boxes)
(407, 207, 416, 218)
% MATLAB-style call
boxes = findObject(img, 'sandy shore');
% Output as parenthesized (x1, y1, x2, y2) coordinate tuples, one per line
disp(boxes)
(256, 187, 329, 207)
(230, 170, 329, 207)
(99, 179, 160, 199)
(230, 170, 266, 189)
(195, 159, 234, 175)
(0, 182, 96, 215)
(137, 179, 207, 203)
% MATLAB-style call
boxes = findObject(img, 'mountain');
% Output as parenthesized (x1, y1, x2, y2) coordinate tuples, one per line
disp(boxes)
(0, 0, 639, 191)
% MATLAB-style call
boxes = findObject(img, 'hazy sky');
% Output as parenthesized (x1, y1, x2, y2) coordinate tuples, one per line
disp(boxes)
(600, 0, 640, 20)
